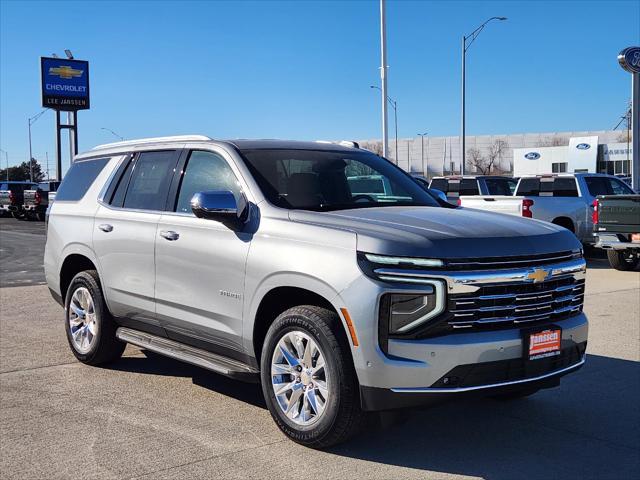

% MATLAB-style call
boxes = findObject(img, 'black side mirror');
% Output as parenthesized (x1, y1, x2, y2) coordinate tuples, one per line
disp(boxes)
(191, 191, 247, 229)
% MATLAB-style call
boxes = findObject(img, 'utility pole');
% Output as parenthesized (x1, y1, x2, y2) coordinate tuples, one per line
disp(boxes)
(28, 118, 33, 182)
(379, 0, 389, 158)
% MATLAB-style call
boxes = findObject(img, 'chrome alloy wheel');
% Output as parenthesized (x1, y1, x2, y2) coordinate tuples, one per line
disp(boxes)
(68, 286, 98, 354)
(271, 331, 329, 426)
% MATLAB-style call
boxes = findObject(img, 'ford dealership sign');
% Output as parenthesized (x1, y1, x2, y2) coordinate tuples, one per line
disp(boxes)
(618, 46, 640, 74)
(576, 143, 591, 150)
(524, 152, 540, 160)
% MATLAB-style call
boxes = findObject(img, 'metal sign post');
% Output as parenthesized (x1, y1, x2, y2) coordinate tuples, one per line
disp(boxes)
(618, 46, 640, 191)
(41, 56, 90, 181)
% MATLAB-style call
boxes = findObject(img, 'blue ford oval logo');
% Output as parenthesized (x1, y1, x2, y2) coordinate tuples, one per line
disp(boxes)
(619, 46, 640, 74)
(524, 152, 540, 160)
(576, 143, 590, 150)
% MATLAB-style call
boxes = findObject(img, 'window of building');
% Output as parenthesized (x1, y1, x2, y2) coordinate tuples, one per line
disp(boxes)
(551, 162, 568, 173)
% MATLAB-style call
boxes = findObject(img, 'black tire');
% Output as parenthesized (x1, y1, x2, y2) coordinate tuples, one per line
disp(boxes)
(607, 250, 638, 271)
(64, 270, 125, 365)
(35, 211, 45, 222)
(491, 387, 540, 400)
(260, 305, 364, 448)
(11, 211, 23, 220)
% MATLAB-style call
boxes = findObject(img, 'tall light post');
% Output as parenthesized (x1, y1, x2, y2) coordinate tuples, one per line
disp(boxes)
(418, 132, 428, 175)
(28, 109, 48, 182)
(461, 16, 507, 175)
(378, 0, 389, 158)
(371, 85, 398, 163)
(101, 127, 124, 141)
(0, 149, 8, 181)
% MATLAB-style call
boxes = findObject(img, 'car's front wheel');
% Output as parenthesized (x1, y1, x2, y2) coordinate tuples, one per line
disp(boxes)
(260, 305, 364, 448)
(64, 270, 125, 365)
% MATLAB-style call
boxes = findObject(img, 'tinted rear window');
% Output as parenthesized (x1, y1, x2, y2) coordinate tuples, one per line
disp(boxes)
(459, 179, 479, 196)
(516, 177, 578, 197)
(122, 151, 178, 211)
(55, 158, 110, 201)
(585, 176, 634, 196)
(429, 178, 448, 192)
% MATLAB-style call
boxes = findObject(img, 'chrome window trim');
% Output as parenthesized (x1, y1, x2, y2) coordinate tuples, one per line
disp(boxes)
(390, 355, 586, 393)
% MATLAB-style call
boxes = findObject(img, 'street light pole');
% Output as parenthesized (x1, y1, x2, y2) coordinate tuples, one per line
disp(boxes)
(371, 86, 398, 163)
(418, 132, 428, 176)
(101, 127, 124, 141)
(379, 0, 389, 158)
(27, 109, 48, 182)
(461, 16, 507, 175)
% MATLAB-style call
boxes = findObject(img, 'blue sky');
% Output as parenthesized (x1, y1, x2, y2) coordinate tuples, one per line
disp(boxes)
(1, 0, 639, 174)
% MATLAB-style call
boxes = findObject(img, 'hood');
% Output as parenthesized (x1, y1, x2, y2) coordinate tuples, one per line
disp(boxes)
(289, 206, 581, 259)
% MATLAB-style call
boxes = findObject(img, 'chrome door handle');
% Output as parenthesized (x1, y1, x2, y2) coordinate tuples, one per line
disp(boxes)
(98, 224, 113, 233)
(160, 230, 180, 241)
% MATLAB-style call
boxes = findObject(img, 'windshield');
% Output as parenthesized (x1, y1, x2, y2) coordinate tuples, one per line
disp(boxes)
(240, 149, 441, 211)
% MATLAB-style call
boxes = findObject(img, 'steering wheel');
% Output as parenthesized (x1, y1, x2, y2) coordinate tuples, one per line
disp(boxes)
(352, 194, 377, 203)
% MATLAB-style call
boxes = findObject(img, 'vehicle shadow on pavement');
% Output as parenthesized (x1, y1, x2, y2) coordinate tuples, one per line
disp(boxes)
(328, 353, 640, 479)
(110, 351, 267, 409)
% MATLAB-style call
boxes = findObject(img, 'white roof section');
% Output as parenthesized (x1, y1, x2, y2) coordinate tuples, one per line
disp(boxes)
(91, 135, 213, 151)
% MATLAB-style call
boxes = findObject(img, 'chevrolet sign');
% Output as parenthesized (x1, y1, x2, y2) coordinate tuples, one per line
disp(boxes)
(41, 57, 90, 110)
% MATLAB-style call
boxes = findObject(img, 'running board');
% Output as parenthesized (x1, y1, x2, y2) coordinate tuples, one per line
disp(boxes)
(116, 327, 259, 382)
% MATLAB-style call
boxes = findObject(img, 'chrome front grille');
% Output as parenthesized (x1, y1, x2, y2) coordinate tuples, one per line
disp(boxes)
(448, 277, 585, 328)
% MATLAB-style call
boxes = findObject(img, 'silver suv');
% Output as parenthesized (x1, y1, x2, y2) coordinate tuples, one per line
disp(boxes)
(45, 135, 588, 448)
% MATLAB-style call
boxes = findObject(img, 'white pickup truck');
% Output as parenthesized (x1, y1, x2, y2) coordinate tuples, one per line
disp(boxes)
(459, 173, 636, 245)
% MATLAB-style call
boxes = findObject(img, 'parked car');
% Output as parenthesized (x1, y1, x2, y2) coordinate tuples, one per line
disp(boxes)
(45, 135, 588, 448)
(593, 194, 640, 270)
(459, 173, 635, 246)
(0, 181, 39, 219)
(429, 175, 519, 201)
(23, 181, 60, 221)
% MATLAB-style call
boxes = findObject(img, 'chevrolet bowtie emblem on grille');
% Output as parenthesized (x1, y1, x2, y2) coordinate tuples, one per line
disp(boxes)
(527, 268, 550, 283)
(49, 65, 84, 79)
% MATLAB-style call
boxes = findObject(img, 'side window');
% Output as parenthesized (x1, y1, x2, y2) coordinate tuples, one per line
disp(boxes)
(122, 151, 178, 211)
(584, 176, 609, 196)
(608, 178, 633, 195)
(553, 178, 578, 197)
(516, 178, 540, 196)
(429, 178, 448, 192)
(55, 158, 110, 201)
(108, 157, 135, 207)
(175, 151, 242, 214)
(459, 179, 479, 196)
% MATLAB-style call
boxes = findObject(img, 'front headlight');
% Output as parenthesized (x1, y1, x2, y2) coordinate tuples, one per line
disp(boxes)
(382, 280, 445, 334)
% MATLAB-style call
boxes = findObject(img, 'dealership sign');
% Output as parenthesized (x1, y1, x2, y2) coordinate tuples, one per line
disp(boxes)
(41, 57, 90, 110)
(576, 143, 591, 150)
(618, 46, 640, 74)
(524, 152, 540, 160)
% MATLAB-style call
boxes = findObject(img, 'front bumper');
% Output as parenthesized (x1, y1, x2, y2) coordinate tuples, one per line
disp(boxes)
(337, 258, 588, 410)
(595, 233, 640, 251)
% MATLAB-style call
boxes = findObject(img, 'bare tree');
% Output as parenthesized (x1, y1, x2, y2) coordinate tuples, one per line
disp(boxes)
(466, 147, 490, 174)
(488, 139, 509, 172)
(361, 141, 383, 156)
(541, 136, 568, 147)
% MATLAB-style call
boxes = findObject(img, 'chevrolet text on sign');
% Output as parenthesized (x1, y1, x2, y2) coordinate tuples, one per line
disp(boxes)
(41, 57, 90, 110)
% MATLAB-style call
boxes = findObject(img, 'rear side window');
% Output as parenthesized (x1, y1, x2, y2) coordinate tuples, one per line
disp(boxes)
(585, 176, 634, 196)
(459, 179, 479, 196)
(516, 178, 541, 196)
(55, 158, 110, 201)
(122, 151, 178, 211)
(552, 178, 578, 197)
(429, 178, 448, 192)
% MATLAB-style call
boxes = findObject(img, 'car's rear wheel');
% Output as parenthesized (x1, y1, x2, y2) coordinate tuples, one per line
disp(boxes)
(64, 270, 125, 365)
(607, 249, 639, 271)
(260, 305, 364, 448)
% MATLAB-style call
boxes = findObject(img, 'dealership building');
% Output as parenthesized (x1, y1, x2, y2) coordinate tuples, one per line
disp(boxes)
(358, 130, 632, 179)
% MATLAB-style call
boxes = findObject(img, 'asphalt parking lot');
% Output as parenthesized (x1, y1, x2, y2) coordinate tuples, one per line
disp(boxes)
(0, 216, 639, 479)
